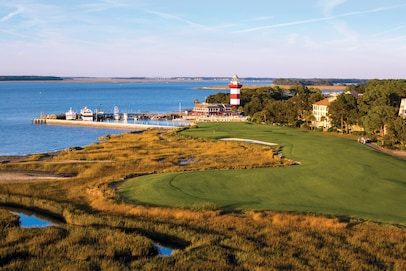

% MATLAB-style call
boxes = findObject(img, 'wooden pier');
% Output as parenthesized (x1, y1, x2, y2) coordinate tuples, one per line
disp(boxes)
(33, 118, 189, 130)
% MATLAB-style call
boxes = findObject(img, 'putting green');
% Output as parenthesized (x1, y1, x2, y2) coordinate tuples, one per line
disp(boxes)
(119, 123, 406, 224)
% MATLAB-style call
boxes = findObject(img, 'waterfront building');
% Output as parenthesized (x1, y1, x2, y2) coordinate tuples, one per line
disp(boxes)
(191, 103, 233, 116)
(399, 98, 406, 118)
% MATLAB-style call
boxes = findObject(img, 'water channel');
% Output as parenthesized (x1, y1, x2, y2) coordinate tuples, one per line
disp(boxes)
(154, 243, 174, 257)
(3, 207, 59, 228)
(3, 207, 175, 256)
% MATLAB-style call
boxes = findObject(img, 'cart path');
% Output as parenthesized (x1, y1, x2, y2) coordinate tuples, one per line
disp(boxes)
(365, 143, 406, 160)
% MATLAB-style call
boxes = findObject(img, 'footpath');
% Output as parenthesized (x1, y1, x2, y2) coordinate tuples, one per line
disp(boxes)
(365, 142, 406, 160)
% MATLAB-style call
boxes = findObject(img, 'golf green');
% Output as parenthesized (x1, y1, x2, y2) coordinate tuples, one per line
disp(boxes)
(119, 123, 406, 224)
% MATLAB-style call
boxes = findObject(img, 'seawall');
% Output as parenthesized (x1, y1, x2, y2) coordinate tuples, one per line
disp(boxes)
(35, 119, 182, 130)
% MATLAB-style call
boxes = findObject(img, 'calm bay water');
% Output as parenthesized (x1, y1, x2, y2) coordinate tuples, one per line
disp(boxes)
(0, 81, 227, 155)
(0, 80, 273, 155)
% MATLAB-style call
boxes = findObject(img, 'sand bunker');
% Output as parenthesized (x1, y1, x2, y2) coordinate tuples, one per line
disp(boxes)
(219, 138, 277, 146)
(0, 171, 68, 183)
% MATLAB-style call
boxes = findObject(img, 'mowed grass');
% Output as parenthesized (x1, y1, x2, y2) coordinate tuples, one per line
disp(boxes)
(120, 122, 406, 224)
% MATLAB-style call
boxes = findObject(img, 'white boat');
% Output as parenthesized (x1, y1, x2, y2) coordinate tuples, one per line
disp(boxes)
(113, 106, 120, 120)
(95, 108, 104, 122)
(65, 107, 77, 120)
(123, 112, 128, 121)
(80, 106, 93, 121)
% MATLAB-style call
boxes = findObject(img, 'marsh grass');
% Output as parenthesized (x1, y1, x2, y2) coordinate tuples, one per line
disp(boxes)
(0, 126, 405, 269)
(127, 122, 406, 223)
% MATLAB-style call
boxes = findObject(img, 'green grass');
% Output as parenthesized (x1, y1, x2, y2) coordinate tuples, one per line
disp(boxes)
(120, 122, 406, 224)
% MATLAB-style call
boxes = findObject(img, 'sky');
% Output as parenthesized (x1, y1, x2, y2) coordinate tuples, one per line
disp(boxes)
(1, 0, 406, 79)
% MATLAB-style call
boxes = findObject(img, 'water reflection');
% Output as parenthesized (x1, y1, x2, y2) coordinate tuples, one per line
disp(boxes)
(154, 243, 173, 257)
(11, 211, 55, 228)
(1, 207, 59, 228)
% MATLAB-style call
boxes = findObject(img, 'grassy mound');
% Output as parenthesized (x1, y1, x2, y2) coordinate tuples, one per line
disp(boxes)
(120, 122, 406, 223)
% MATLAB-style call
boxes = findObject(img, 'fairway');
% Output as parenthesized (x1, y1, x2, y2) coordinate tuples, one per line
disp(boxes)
(119, 122, 406, 224)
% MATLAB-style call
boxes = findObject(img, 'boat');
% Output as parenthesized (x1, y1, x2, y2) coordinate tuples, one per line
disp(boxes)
(123, 112, 128, 121)
(113, 106, 120, 121)
(65, 107, 77, 120)
(80, 106, 93, 121)
(95, 108, 104, 122)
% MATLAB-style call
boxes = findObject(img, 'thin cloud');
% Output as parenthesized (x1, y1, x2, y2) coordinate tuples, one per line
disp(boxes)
(144, 9, 205, 28)
(0, 7, 23, 22)
(236, 3, 406, 33)
(318, 0, 348, 16)
(369, 25, 406, 38)
(0, 28, 32, 40)
(248, 16, 274, 22)
(236, 17, 330, 33)
(81, 0, 130, 13)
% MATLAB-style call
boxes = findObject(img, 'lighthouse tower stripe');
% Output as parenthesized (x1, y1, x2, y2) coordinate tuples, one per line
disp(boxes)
(230, 88, 240, 105)
(229, 74, 242, 106)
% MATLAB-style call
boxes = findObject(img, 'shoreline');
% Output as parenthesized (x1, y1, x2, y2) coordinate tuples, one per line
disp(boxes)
(0, 78, 215, 83)
(39, 119, 185, 129)
(1, 78, 347, 91)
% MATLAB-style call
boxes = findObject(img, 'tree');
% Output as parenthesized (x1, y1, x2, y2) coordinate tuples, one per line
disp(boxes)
(358, 79, 406, 114)
(243, 97, 263, 117)
(358, 79, 406, 145)
(205, 92, 229, 104)
(362, 105, 397, 145)
(288, 84, 310, 96)
(289, 92, 323, 126)
(328, 94, 359, 133)
(386, 117, 406, 146)
(251, 110, 269, 123)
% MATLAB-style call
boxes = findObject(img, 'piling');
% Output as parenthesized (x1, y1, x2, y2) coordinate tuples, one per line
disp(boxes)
(33, 118, 47, 124)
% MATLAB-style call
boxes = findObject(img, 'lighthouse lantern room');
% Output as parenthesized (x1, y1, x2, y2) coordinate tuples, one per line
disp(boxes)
(228, 74, 242, 107)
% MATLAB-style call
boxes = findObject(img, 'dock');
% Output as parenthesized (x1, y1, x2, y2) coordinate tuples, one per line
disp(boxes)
(33, 110, 248, 129)
(33, 119, 189, 130)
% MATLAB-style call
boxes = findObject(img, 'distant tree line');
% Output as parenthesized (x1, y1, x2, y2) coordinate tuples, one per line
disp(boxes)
(273, 78, 367, 86)
(0, 76, 63, 81)
(205, 79, 406, 148)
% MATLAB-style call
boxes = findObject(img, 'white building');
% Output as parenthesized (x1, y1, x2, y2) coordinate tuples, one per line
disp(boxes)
(399, 98, 406, 118)
(312, 97, 337, 129)
(191, 103, 233, 116)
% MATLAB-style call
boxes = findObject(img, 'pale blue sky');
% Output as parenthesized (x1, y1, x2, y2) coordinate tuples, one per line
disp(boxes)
(1, 0, 405, 78)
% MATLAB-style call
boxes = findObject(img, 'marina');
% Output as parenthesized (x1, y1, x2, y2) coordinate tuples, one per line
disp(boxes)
(0, 80, 252, 155)
(33, 107, 196, 129)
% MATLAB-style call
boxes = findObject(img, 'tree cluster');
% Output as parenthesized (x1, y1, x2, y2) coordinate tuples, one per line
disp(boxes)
(273, 78, 367, 86)
(327, 80, 406, 147)
(206, 79, 406, 148)
(0, 76, 63, 81)
(206, 85, 324, 127)
(354, 79, 406, 147)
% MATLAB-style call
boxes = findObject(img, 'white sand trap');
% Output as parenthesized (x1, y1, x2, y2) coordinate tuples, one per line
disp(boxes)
(219, 138, 277, 146)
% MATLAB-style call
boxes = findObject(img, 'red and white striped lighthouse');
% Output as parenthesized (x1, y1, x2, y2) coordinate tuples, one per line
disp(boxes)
(228, 74, 242, 107)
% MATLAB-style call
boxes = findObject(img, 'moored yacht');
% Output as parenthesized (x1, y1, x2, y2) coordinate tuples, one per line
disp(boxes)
(65, 107, 77, 120)
(113, 106, 120, 121)
(80, 106, 93, 121)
